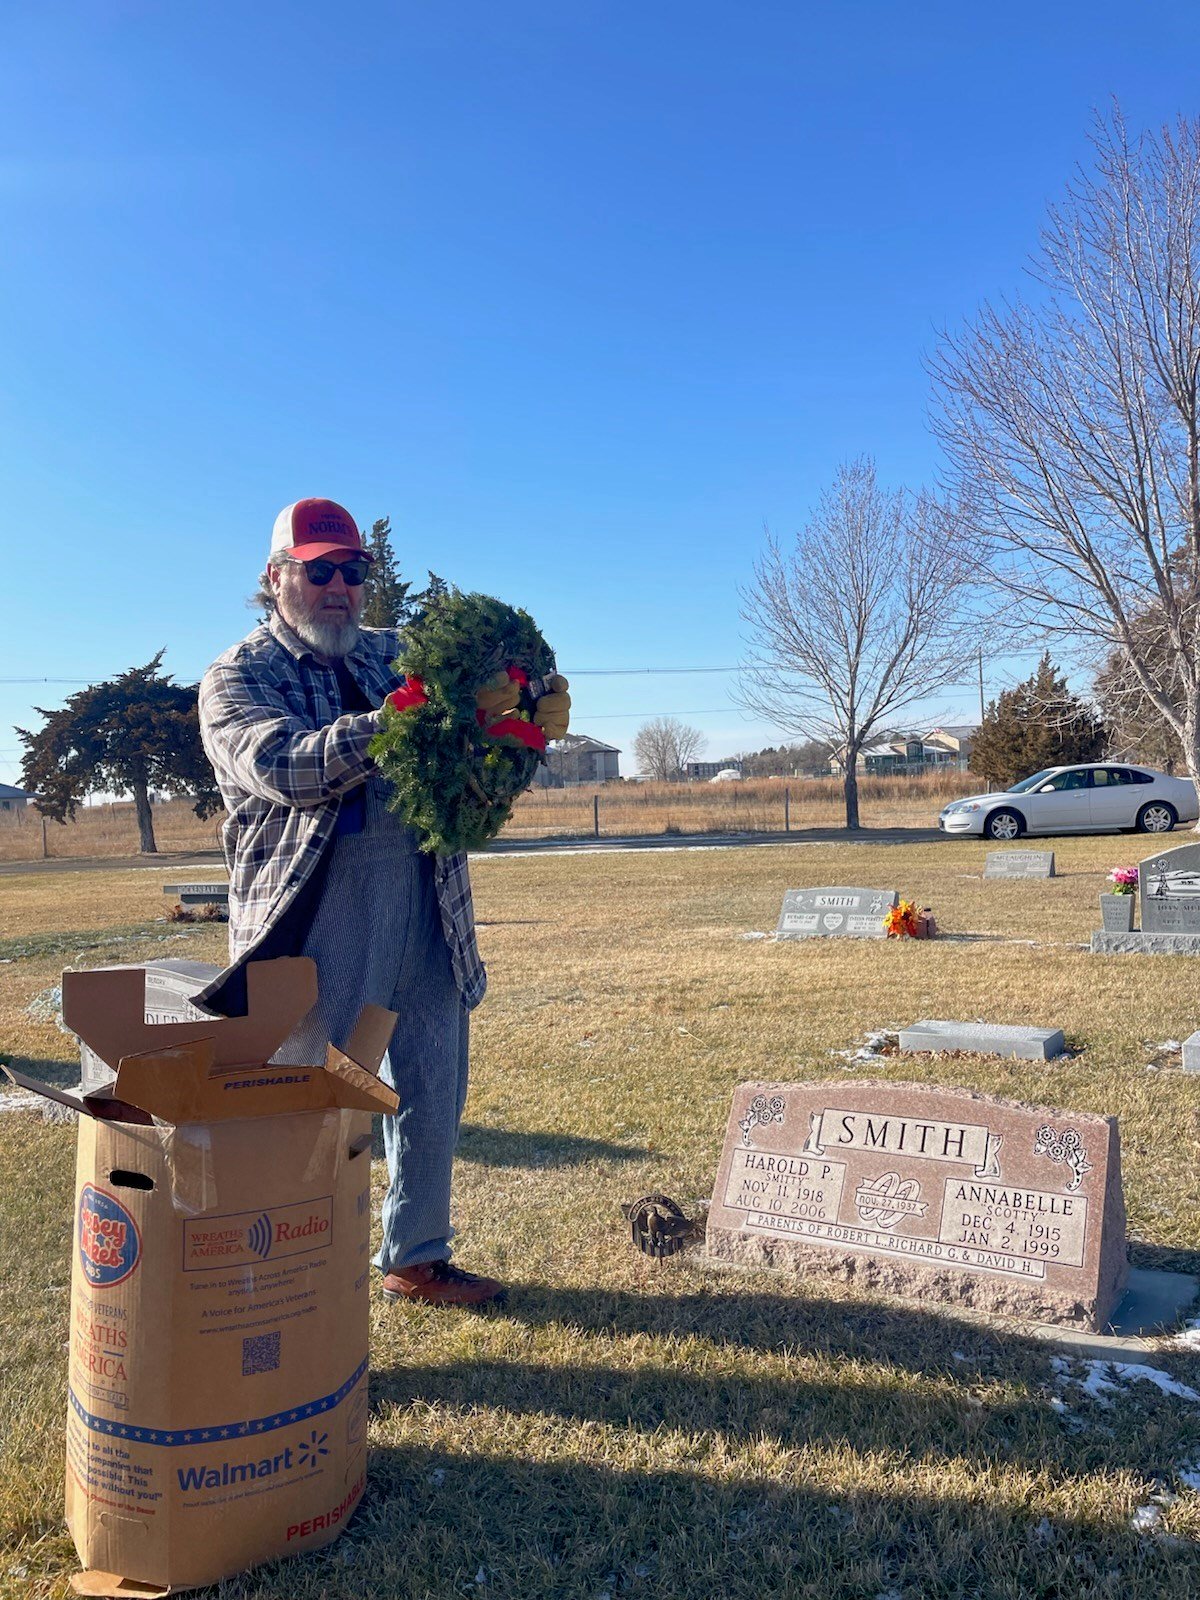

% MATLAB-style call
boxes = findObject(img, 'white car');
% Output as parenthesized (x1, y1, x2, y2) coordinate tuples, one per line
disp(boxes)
(938, 763, 1199, 840)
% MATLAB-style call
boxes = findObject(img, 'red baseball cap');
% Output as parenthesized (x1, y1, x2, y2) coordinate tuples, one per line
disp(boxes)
(270, 498, 371, 562)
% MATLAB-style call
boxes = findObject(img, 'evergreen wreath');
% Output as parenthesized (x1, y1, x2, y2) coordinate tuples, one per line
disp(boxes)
(369, 589, 558, 854)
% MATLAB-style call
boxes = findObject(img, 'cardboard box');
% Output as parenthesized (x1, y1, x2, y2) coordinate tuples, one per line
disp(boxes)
(7, 957, 398, 1598)
(77, 960, 219, 1098)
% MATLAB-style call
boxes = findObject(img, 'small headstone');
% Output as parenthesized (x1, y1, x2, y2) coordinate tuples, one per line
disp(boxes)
(163, 882, 229, 905)
(1138, 841, 1200, 935)
(984, 850, 1055, 880)
(776, 887, 899, 940)
(1183, 1032, 1200, 1074)
(899, 1019, 1065, 1062)
(707, 1080, 1127, 1330)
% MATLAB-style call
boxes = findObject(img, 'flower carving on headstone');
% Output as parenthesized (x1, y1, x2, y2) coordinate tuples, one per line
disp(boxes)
(1033, 1124, 1092, 1192)
(739, 1093, 786, 1146)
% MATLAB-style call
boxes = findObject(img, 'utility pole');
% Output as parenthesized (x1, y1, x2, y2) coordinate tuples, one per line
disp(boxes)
(978, 645, 990, 793)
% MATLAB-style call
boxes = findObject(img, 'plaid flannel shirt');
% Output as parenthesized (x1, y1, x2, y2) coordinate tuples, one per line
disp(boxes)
(196, 611, 486, 1010)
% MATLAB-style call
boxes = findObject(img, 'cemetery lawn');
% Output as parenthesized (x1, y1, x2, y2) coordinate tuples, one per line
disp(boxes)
(2, 836, 1200, 1600)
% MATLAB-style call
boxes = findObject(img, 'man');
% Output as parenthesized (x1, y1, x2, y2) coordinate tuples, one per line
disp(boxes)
(197, 498, 569, 1306)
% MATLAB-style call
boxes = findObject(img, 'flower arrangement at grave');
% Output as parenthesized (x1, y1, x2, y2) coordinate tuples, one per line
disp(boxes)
(884, 899, 937, 939)
(1107, 865, 1138, 896)
(370, 589, 561, 855)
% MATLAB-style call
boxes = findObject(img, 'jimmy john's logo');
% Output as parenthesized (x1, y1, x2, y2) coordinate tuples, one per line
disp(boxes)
(183, 1197, 333, 1272)
(78, 1185, 141, 1288)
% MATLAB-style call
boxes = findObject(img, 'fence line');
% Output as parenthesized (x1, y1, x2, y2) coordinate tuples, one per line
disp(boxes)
(0, 773, 979, 863)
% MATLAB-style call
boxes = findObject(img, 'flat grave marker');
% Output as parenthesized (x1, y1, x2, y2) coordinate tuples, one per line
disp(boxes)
(776, 886, 899, 941)
(984, 850, 1055, 880)
(899, 1020, 1066, 1061)
(707, 1079, 1127, 1330)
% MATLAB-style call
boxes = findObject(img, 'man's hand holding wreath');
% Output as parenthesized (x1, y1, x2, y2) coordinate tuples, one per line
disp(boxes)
(386, 669, 571, 750)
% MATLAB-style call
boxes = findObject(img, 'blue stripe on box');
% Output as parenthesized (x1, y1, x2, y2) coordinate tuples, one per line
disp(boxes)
(68, 1358, 367, 1446)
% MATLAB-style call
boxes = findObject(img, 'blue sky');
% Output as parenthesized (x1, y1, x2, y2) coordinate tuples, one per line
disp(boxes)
(2, 1, 1198, 785)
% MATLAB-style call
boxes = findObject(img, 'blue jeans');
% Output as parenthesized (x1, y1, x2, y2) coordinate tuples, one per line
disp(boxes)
(274, 777, 470, 1273)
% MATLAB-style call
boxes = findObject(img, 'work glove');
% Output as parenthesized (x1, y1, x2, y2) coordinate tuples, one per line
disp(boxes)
(474, 668, 522, 719)
(385, 676, 428, 713)
(533, 674, 571, 741)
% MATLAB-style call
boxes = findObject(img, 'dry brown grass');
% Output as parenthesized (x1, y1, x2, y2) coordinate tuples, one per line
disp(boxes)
(506, 769, 976, 838)
(0, 771, 977, 861)
(0, 801, 225, 862)
(2, 835, 1199, 1598)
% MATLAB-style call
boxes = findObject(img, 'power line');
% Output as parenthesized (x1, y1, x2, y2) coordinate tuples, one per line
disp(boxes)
(584, 708, 735, 720)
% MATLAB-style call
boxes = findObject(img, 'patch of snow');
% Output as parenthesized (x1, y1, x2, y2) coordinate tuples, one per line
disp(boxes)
(25, 985, 66, 1029)
(1053, 1355, 1200, 1406)
(1131, 1504, 1164, 1533)
(1178, 1463, 1200, 1491)
(1173, 1317, 1200, 1352)
(0, 1093, 42, 1115)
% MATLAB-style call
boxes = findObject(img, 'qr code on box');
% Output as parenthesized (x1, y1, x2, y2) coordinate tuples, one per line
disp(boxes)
(242, 1331, 281, 1376)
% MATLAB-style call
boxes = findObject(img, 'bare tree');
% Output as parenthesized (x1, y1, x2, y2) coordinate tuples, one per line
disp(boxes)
(739, 457, 983, 828)
(930, 108, 1200, 826)
(633, 717, 706, 781)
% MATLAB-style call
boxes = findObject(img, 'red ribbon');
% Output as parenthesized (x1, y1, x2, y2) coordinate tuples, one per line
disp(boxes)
(485, 716, 546, 751)
(386, 675, 428, 713)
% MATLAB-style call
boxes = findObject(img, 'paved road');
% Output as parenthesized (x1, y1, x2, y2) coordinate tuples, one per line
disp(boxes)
(0, 827, 946, 877)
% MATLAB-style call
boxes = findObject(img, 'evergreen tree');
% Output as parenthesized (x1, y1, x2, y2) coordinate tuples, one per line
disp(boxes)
(17, 653, 221, 853)
(360, 517, 415, 629)
(970, 653, 1106, 788)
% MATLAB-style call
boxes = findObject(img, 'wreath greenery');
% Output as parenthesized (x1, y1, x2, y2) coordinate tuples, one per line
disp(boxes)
(369, 589, 558, 854)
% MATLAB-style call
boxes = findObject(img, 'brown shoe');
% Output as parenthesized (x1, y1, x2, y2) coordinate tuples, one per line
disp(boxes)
(381, 1260, 506, 1307)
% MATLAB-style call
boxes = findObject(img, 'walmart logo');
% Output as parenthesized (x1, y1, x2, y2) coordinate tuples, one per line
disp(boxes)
(298, 1429, 330, 1467)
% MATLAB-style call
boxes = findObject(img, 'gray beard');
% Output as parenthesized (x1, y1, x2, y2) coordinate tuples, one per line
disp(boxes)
(288, 611, 361, 660)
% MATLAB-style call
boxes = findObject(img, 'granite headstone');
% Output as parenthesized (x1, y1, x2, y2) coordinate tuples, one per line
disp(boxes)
(776, 887, 899, 940)
(1138, 842, 1200, 935)
(707, 1080, 1127, 1330)
(899, 1020, 1065, 1061)
(983, 850, 1056, 880)
(163, 882, 230, 906)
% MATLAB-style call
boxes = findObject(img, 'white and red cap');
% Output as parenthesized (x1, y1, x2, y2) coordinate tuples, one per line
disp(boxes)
(269, 498, 371, 563)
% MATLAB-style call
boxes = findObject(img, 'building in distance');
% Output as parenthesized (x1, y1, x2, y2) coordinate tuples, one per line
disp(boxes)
(0, 782, 34, 814)
(537, 734, 621, 788)
(830, 726, 977, 777)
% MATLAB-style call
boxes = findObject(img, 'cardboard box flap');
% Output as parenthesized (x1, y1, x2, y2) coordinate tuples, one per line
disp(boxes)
(0, 1064, 152, 1125)
(113, 1037, 400, 1124)
(341, 1003, 395, 1078)
(62, 959, 319, 1072)
(323, 1046, 400, 1113)
(71, 1572, 169, 1598)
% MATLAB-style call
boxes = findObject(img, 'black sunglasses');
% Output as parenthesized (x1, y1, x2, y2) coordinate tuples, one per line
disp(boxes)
(290, 556, 371, 586)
